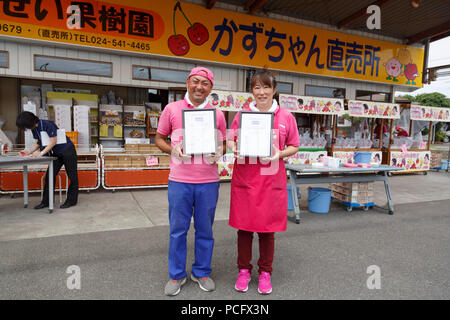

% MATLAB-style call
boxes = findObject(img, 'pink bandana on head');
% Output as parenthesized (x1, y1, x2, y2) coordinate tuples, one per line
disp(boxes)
(188, 66, 214, 87)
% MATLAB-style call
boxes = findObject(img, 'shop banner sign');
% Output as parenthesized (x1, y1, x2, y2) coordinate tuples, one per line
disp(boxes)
(333, 151, 382, 164)
(348, 100, 400, 119)
(209, 90, 254, 112)
(218, 153, 234, 179)
(286, 151, 327, 165)
(390, 151, 430, 171)
(0, 0, 424, 87)
(280, 94, 345, 115)
(410, 105, 450, 122)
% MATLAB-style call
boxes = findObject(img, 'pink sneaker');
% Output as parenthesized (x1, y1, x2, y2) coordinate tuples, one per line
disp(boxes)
(235, 269, 251, 292)
(258, 271, 272, 294)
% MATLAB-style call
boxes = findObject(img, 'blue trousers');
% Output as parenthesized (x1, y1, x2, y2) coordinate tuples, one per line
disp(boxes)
(167, 180, 219, 279)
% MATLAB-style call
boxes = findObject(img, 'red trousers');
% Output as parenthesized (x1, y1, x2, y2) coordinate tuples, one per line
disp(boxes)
(237, 229, 275, 274)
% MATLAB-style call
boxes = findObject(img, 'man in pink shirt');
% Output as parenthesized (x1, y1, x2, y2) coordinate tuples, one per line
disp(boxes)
(156, 67, 227, 296)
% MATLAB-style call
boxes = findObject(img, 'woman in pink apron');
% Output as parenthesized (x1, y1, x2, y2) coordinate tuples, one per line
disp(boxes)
(228, 70, 300, 294)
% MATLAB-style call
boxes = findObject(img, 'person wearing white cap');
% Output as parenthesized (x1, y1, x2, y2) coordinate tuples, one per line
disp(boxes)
(155, 66, 227, 296)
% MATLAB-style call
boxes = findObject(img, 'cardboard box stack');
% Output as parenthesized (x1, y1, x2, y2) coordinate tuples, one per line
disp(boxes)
(430, 151, 443, 168)
(117, 156, 132, 168)
(124, 144, 139, 154)
(124, 143, 163, 154)
(138, 144, 152, 154)
(147, 144, 163, 153)
(104, 156, 118, 168)
(330, 182, 374, 204)
(158, 155, 170, 167)
(131, 156, 146, 168)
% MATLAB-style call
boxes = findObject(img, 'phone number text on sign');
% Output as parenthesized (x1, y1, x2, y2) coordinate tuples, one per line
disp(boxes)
(0, 22, 22, 34)
(36, 28, 151, 51)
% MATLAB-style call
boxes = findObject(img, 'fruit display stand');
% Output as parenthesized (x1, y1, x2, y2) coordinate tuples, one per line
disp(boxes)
(209, 91, 345, 177)
(0, 144, 101, 195)
(279, 93, 345, 165)
(386, 103, 450, 174)
(332, 100, 400, 165)
(101, 143, 170, 191)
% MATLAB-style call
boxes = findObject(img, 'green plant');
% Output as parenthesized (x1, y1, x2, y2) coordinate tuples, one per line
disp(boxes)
(435, 130, 447, 142)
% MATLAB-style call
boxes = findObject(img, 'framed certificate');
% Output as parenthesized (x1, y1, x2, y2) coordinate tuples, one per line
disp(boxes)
(238, 111, 274, 158)
(182, 109, 217, 155)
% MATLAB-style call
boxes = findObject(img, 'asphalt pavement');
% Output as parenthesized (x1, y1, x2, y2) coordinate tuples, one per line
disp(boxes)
(0, 171, 449, 300)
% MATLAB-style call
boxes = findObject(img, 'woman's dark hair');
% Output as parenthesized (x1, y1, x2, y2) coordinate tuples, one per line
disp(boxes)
(250, 69, 277, 90)
(16, 111, 39, 130)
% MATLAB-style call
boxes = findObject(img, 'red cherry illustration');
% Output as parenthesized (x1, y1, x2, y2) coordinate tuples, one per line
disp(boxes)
(187, 22, 209, 45)
(168, 34, 189, 56)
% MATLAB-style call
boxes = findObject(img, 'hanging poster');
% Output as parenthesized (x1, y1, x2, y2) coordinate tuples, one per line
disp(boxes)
(279, 94, 345, 115)
(410, 105, 450, 122)
(54, 105, 72, 132)
(73, 105, 90, 150)
(286, 151, 328, 165)
(348, 100, 400, 119)
(333, 151, 382, 164)
(209, 90, 254, 112)
(390, 151, 430, 171)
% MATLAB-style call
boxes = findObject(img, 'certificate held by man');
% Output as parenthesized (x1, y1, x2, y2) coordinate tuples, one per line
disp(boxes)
(182, 109, 217, 155)
(238, 111, 274, 158)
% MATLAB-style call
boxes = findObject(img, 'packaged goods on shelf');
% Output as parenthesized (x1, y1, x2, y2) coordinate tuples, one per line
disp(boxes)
(148, 113, 160, 134)
(124, 112, 146, 126)
(100, 114, 122, 126)
(129, 129, 143, 138)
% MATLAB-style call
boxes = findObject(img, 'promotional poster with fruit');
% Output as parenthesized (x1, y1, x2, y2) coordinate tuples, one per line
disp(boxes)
(333, 151, 383, 165)
(348, 100, 401, 119)
(410, 105, 450, 122)
(390, 151, 431, 171)
(0, 0, 424, 87)
(279, 94, 345, 115)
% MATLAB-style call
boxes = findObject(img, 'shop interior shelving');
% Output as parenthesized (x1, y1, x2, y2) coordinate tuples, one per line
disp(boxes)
(98, 104, 124, 152)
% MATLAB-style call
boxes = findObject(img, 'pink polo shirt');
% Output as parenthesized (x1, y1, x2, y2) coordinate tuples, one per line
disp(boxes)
(157, 97, 227, 184)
